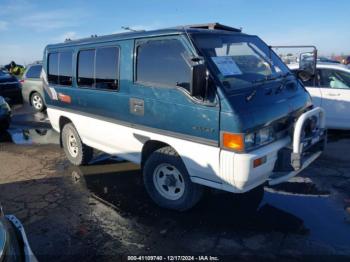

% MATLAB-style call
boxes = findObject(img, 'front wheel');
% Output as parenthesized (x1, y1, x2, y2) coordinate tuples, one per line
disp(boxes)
(143, 146, 203, 211)
(61, 123, 93, 166)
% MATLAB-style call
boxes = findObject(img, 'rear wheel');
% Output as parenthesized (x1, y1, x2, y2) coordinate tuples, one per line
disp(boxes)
(30, 92, 45, 112)
(61, 123, 93, 166)
(143, 146, 203, 211)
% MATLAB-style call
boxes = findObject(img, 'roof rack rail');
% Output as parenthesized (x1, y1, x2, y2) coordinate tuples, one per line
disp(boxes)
(185, 23, 242, 32)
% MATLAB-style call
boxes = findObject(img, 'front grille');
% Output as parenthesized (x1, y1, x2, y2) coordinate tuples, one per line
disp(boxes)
(272, 116, 295, 140)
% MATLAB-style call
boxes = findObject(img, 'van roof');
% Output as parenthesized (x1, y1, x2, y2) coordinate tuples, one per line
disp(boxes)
(46, 23, 246, 49)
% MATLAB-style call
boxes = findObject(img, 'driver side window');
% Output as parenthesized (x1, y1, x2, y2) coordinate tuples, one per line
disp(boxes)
(135, 38, 191, 91)
(319, 69, 350, 89)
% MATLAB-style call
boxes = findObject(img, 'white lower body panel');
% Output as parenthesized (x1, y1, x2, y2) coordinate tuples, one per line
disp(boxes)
(48, 107, 323, 194)
(47, 108, 222, 185)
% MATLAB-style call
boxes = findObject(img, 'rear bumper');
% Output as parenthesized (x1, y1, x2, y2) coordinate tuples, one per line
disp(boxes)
(219, 107, 326, 193)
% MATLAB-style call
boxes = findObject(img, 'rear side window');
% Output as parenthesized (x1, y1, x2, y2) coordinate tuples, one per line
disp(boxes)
(136, 39, 191, 90)
(48, 51, 73, 86)
(95, 47, 119, 90)
(59, 51, 73, 86)
(48, 53, 59, 84)
(77, 50, 95, 87)
(77, 47, 119, 90)
(26, 65, 42, 79)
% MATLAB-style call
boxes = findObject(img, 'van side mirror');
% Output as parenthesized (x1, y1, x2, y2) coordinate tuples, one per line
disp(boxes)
(299, 49, 317, 76)
(190, 64, 207, 97)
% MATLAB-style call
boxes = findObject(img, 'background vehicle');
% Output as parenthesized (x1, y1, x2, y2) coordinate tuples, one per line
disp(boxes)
(289, 63, 350, 129)
(0, 69, 22, 105)
(21, 62, 45, 112)
(0, 205, 37, 261)
(43, 23, 326, 211)
(300, 54, 340, 64)
(318, 57, 340, 64)
(0, 96, 11, 132)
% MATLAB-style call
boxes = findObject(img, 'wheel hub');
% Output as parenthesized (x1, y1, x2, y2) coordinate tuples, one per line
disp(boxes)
(153, 164, 185, 201)
(66, 131, 79, 158)
(165, 175, 177, 187)
(32, 95, 42, 109)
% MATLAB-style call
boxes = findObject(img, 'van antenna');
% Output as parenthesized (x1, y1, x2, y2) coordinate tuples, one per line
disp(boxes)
(121, 26, 145, 32)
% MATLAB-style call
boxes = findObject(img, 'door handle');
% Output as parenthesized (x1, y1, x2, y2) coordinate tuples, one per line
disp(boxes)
(327, 93, 340, 96)
(129, 98, 144, 116)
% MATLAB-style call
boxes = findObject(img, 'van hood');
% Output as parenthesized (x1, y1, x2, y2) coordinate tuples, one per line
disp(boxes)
(223, 80, 312, 132)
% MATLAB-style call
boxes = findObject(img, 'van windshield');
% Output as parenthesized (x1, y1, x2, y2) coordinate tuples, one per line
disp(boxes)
(192, 34, 290, 90)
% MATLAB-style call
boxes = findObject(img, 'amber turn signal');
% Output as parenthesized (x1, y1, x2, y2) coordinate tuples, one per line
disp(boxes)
(222, 132, 244, 152)
(253, 156, 267, 168)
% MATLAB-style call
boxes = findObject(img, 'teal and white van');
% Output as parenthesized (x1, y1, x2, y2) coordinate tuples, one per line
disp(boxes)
(43, 23, 326, 211)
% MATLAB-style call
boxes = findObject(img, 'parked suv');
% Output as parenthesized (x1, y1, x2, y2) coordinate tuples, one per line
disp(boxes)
(21, 62, 45, 112)
(43, 23, 326, 211)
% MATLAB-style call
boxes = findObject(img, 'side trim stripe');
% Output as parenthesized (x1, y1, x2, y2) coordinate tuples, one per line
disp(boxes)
(48, 105, 219, 147)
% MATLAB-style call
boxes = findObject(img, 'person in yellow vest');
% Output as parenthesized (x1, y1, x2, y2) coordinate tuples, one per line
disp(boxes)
(5, 61, 25, 77)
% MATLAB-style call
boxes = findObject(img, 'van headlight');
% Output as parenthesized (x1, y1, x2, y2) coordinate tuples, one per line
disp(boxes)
(222, 127, 275, 152)
(244, 133, 255, 148)
(245, 127, 274, 150)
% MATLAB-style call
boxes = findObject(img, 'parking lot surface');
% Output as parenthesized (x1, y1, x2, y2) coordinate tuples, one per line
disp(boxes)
(0, 105, 350, 261)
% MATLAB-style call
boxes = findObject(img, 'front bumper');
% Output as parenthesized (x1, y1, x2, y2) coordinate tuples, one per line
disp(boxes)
(219, 107, 326, 193)
(269, 107, 326, 185)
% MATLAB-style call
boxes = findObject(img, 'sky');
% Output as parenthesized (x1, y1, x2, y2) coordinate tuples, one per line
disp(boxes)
(0, 0, 349, 65)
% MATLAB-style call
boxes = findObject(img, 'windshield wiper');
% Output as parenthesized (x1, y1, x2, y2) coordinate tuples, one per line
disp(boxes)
(247, 72, 293, 102)
(251, 75, 277, 85)
(246, 76, 272, 102)
(252, 71, 294, 85)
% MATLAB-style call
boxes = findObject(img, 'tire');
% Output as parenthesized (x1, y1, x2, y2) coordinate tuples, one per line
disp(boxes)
(30, 92, 45, 112)
(61, 123, 93, 166)
(143, 146, 203, 211)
